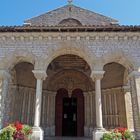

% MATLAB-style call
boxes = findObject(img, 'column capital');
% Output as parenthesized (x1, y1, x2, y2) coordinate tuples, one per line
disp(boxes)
(91, 71, 105, 80)
(0, 70, 11, 80)
(128, 71, 140, 79)
(32, 70, 47, 80)
(122, 85, 130, 93)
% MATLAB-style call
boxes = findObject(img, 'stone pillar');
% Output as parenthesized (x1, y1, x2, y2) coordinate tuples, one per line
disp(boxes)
(123, 86, 134, 130)
(32, 70, 47, 140)
(0, 70, 10, 129)
(129, 71, 140, 140)
(51, 92, 56, 136)
(91, 71, 105, 140)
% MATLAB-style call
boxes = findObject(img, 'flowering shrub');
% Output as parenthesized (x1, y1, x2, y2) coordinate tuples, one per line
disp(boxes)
(101, 127, 135, 140)
(0, 121, 32, 140)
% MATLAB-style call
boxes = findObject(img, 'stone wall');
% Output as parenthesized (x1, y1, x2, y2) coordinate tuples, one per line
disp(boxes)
(102, 88, 127, 129)
(0, 32, 139, 71)
(0, 31, 139, 138)
(0, 79, 3, 128)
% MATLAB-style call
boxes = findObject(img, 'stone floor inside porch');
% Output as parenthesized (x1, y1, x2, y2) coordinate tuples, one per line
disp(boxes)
(45, 137, 91, 140)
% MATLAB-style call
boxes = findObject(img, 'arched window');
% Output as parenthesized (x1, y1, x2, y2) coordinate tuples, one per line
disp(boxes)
(59, 18, 82, 26)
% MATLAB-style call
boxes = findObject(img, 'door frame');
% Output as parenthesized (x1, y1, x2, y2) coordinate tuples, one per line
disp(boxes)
(55, 88, 84, 136)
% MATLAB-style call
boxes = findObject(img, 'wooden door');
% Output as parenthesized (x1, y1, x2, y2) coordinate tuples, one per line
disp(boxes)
(55, 88, 68, 136)
(72, 89, 84, 136)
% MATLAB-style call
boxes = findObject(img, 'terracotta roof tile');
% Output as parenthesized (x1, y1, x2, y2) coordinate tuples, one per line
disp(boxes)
(0, 25, 140, 32)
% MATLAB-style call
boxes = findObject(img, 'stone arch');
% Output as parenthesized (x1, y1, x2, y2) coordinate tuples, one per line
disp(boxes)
(6, 61, 36, 125)
(45, 43, 94, 72)
(103, 62, 127, 88)
(102, 50, 135, 70)
(102, 62, 128, 128)
(0, 50, 35, 70)
(102, 50, 135, 86)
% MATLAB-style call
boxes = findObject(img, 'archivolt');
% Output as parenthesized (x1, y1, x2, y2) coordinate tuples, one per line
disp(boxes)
(45, 41, 95, 71)
(0, 50, 35, 70)
(102, 49, 135, 71)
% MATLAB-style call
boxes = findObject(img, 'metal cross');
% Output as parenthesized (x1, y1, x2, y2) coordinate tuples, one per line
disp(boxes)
(68, 0, 73, 5)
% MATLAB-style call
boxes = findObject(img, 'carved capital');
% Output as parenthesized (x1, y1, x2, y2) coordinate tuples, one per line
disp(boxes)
(122, 85, 130, 93)
(0, 70, 11, 80)
(32, 70, 47, 80)
(91, 71, 105, 80)
(128, 71, 140, 79)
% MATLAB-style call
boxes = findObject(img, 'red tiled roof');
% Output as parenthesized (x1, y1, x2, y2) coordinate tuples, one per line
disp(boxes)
(0, 25, 140, 32)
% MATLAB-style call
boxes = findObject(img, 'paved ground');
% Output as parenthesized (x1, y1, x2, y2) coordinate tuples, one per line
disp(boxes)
(45, 137, 91, 140)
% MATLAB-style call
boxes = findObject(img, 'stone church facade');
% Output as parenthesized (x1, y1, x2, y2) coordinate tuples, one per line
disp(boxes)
(0, 3, 140, 140)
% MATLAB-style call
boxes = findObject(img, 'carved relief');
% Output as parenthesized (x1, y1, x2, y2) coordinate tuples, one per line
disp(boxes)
(45, 70, 94, 91)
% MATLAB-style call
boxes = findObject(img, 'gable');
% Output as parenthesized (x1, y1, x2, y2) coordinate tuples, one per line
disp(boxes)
(24, 4, 118, 26)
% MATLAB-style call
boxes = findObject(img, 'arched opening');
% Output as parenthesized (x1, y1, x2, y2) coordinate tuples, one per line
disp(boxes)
(55, 88, 84, 137)
(6, 62, 36, 125)
(102, 62, 134, 130)
(59, 18, 82, 26)
(43, 54, 93, 137)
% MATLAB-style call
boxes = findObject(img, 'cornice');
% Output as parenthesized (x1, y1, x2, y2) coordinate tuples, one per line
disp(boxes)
(102, 86, 129, 93)
(0, 32, 139, 42)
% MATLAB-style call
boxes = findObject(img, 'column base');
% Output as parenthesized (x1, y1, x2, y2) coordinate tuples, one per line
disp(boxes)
(92, 128, 106, 140)
(31, 127, 44, 140)
(136, 132, 140, 140)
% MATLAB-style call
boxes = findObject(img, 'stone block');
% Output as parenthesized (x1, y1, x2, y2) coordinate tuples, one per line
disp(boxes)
(92, 129, 106, 140)
(31, 127, 44, 140)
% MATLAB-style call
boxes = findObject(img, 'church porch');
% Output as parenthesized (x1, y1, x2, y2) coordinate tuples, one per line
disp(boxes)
(0, 54, 135, 140)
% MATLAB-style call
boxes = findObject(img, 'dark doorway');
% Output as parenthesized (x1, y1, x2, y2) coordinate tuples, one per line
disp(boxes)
(55, 88, 84, 137)
(62, 98, 77, 136)
(72, 89, 84, 136)
(55, 88, 68, 136)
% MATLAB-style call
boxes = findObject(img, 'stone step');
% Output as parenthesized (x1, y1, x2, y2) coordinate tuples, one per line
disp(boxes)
(44, 137, 91, 140)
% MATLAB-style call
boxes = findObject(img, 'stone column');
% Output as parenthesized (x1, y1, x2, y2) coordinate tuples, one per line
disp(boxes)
(32, 70, 47, 140)
(83, 92, 88, 136)
(129, 71, 140, 140)
(91, 71, 105, 140)
(0, 70, 10, 129)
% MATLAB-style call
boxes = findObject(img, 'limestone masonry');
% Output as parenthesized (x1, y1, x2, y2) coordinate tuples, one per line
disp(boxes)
(0, 3, 140, 140)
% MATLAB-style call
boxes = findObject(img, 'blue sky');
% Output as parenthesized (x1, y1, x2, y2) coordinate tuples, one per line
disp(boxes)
(0, 0, 140, 26)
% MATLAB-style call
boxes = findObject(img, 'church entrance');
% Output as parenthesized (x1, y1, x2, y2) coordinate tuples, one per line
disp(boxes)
(47, 55, 93, 137)
(62, 97, 77, 136)
(55, 88, 84, 137)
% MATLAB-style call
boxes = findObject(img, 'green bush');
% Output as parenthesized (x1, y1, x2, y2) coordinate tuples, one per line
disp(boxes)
(101, 132, 112, 140)
(101, 131, 122, 140)
(0, 125, 15, 140)
(100, 128, 135, 140)
(124, 130, 135, 140)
